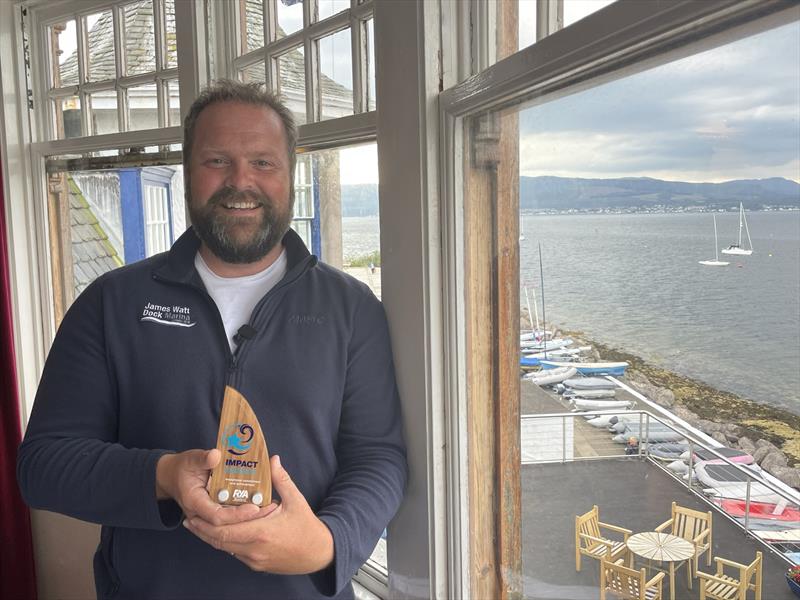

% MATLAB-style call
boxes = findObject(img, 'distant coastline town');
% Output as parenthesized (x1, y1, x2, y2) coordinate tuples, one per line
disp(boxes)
(342, 175, 800, 217)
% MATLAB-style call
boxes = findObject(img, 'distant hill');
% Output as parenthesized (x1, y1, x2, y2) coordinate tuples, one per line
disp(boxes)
(341, 177, 800, 216)
(519, 176, 800, 211)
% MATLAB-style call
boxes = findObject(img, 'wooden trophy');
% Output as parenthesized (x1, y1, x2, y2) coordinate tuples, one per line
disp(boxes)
(207, 386, 272, 506)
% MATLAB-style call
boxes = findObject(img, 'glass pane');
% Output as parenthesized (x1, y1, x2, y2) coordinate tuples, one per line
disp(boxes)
(49, 20, 78, 88)
(243, 0, 265, 53)
(86, 10, 115, 82)
(127, 83, 159, 131)
(240, 61, 266, 84)
(166, 79, 181, 127)
(48, 163, 186, 306)
(366, 19, 375, 111)
(290, 220, 311, 248)
(125, 1, 156, 76)
(165, 0, 178, 68)
(88, 91, 119, 135)
(318, 0, 349, 22)
(318, 28, 354, 120)
(55, 96, 82, 139)
(463, 19, 800, 600)
(277, 0, 304, 38)
(518, 0, 537, 50)
(294, 155, 314, 218)
(564, 0, 616, 28)
(277, 47, 306, 125)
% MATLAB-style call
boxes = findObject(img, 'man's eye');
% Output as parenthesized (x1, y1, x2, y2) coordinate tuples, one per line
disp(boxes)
(254, 160, 273, 168)
(207, 158, 227, 166)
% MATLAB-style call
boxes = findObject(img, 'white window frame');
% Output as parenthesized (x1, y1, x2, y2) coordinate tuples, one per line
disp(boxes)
(437, 0, 799, 597)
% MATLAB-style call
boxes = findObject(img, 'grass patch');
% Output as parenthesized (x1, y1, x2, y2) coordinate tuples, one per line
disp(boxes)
(346, 251, 381, 268)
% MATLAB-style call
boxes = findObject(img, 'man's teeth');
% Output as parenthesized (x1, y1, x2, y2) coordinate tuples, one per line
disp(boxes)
(223, 202, 259, 209)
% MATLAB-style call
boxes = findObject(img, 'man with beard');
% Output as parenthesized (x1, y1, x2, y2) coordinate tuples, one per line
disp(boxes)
(18, 80, 407, 600)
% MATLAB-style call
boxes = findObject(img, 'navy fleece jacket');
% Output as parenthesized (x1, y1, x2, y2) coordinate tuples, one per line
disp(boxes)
(17, 228, 407, 599)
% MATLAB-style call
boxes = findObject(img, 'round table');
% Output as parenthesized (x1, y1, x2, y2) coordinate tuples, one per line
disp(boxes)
(627, 532, 695, 600)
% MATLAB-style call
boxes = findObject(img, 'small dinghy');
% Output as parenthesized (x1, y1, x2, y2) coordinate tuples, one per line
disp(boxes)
(666, 459, 690, 474)
(649, 442, 690, 461)
(586, 414, 634, 428)
(540, 360, 628, 376)
(682, 447, 755, 465)
(524, 366, 577, 386)
(572, 399, 633, 411)
(752, 529, 800, 543)
(562, 377, 618, 390)
(612, 430, 684, 443)
(695, 461, 785, 504)
(715, 499, 800, 522)
(563, 389, 616, 399)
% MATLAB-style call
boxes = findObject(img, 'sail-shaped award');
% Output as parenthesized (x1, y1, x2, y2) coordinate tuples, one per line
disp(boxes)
(207, 386, 271, 506)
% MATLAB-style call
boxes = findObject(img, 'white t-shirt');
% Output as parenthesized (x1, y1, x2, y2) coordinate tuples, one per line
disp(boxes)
(194, 249, 288, 352)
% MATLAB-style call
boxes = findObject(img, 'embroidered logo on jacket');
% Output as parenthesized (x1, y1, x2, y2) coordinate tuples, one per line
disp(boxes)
(140, 302, 196, 328)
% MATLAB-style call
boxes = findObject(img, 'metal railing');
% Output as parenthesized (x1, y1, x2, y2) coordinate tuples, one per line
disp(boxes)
(521, 409, 800, 565)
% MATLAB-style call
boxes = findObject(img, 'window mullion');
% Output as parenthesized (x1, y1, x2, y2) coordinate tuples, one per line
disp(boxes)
(305, 33, 316, 123)
(537, 0, 563, 41)
(350, 12, 364, 114)
(77, 12, 89, 137)
(112, 4, 127, 132)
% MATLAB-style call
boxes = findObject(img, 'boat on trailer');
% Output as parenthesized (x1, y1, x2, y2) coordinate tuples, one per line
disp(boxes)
(561, 377, 618, 390)
(563, 388, 616, 399)
(524, 366, 577, 386)
(714, 498, 800, 523)
(540, 360, 628, 376)
(571, 399, 633, 411)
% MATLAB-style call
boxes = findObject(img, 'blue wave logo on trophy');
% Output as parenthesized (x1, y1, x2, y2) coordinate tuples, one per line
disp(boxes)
(224, 423, 254, 456)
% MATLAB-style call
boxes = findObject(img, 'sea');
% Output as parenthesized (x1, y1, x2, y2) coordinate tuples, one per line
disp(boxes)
(342, 211, 800, 416)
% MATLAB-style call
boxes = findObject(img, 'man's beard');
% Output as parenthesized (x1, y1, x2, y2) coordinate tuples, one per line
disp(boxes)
(188, 185, 293, 264)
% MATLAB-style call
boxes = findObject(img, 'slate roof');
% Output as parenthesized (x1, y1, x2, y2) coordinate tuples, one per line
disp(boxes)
(68, 178, 122, 297)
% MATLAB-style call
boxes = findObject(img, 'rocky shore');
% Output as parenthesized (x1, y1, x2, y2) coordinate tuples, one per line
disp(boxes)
(552, 327, 800, 490)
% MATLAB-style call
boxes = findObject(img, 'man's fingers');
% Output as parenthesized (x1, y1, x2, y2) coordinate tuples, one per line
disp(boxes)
(205, 448, 221, 469)
(192, 499, 262, 526)
(270, 455, 302, 506)
(184, 511, 271, 547)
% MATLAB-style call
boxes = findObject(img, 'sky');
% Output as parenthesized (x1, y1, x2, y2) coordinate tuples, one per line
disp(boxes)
(518, 20, 800, 183)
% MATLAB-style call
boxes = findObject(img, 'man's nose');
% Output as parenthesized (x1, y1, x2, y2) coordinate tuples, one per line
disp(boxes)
(225, 160, 254, 190)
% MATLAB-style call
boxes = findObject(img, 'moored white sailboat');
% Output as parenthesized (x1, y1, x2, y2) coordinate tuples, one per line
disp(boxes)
(699, 214, 730, 267)
(721, 202, 754, 256)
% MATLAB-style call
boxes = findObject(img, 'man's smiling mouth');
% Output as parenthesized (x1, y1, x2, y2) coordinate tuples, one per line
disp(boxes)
(222, 201, 262, 210)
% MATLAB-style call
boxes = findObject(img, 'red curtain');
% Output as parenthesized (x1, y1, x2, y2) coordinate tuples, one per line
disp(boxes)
(0, 155, 38, 598)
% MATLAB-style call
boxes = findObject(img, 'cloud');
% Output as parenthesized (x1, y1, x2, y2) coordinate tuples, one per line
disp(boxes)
(518, 21, 800, 182)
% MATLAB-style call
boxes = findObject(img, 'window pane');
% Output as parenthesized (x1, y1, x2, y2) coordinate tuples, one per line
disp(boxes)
(49, 20, 78, 87)
(243, 0, 265, 53)
(563, 0, 616, 28)
(518, 0, 537, 50)
(366, 19, 376, 111)
(88, 91, 119, 135)
(318, 28, 354, 120)
(86, 10, 115, 82)
(125, 1, 156, 76)
(47, 163, 186, 311)
(165, 0, 178, 68)
(55, 96, 82, 139)
(166, 79, 181, 127)
(127, 83, 159, 131)
(277, 47, 306, 125)
(318, 0, 350, 22)
(277, 0, 303, 38)
(294, 155, 314, 219)
(463, 20, 800, 600)
(240, 60, 266, 84)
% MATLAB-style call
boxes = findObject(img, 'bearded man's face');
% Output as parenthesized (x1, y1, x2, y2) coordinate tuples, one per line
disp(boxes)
(187, 101, 293, 264)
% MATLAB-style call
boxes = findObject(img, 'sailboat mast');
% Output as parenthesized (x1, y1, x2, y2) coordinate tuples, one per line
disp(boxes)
(738, 202, 744, 247)
(742, 203, 753, 251)
(523, 287, 534, 336)
(713, 214, 720, 261)
(538, 242, 547, 358)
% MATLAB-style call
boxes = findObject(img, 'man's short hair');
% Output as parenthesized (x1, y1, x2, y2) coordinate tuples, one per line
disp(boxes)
(183, 79, 297, 176)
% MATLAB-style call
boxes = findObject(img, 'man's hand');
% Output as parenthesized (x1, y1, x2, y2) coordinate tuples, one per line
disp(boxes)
(183, 455, 335, 574)
(156, 449, 264, 525)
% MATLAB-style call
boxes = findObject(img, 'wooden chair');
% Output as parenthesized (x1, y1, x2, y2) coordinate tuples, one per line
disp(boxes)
(655, 501, 712, 582)
(601, 558, 665, 600)
(575, 505, 632, 572)
(696, 551, 762, 600)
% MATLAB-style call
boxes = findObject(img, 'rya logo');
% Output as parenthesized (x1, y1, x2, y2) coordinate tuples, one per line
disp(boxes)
(140, 302, 196, 328)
